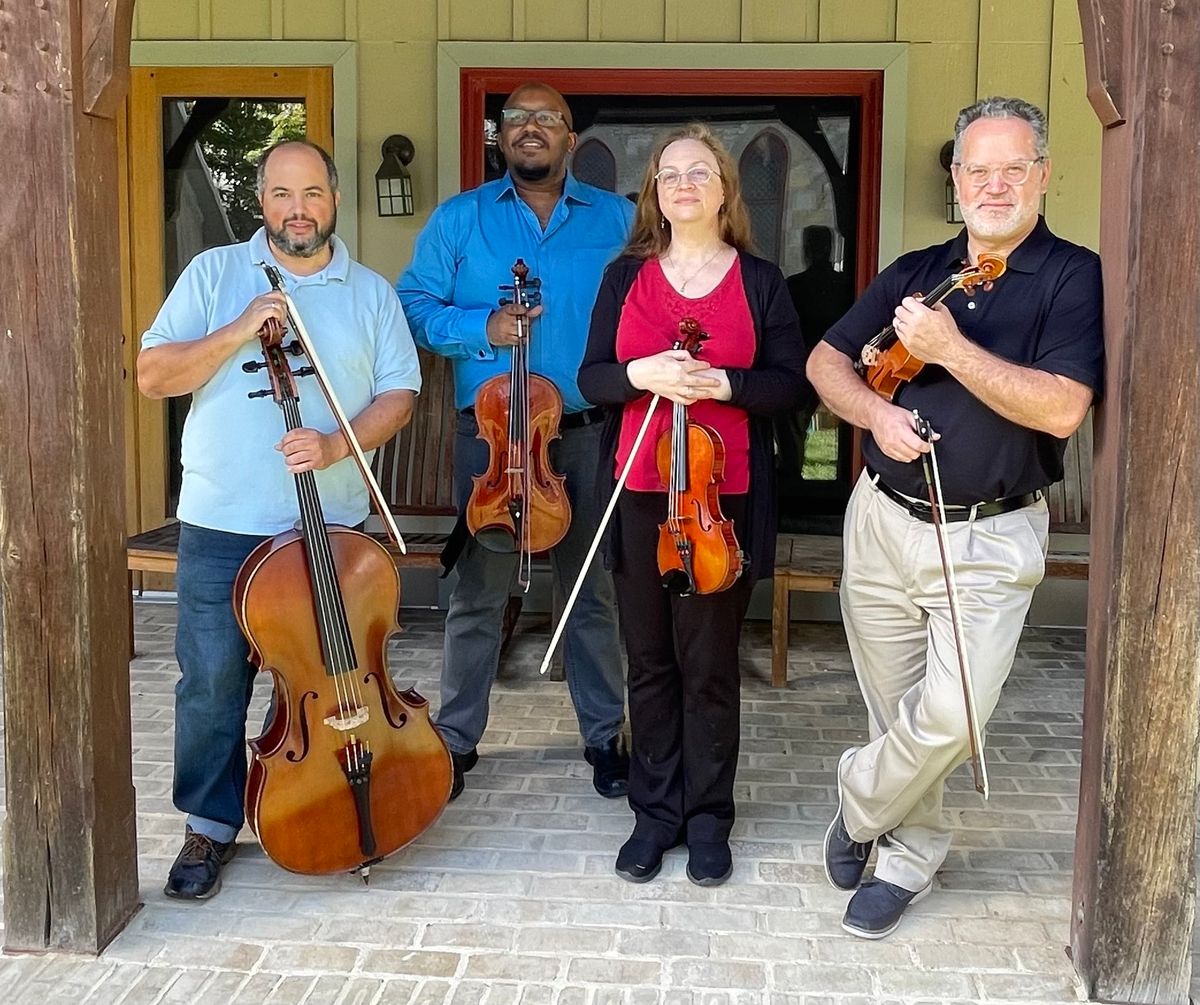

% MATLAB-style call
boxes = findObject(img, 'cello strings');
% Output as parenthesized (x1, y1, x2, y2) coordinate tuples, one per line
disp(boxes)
(283, 400, 351, 718)
(283, 395, 362, 716)
(288, 405, 356, 715)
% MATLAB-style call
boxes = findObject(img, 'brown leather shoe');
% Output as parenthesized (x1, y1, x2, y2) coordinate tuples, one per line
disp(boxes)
(164, 827, 237, 900)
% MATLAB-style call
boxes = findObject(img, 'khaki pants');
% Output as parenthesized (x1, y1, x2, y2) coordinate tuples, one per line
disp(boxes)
(837, 471, 1049, 891)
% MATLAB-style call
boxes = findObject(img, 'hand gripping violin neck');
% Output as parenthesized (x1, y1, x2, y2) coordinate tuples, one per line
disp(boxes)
(235, 265, 451, 880)
(467, 259, 572, 590)
(656, 318, 743, 596)
(856, 253, 1006, 401)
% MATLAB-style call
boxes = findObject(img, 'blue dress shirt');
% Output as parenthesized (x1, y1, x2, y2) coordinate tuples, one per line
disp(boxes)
(396, 172, 634, 413)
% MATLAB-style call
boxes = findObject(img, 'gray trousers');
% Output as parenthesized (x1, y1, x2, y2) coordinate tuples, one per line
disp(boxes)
(838, 472, 1049, 891)
(435, 416, 625, 755)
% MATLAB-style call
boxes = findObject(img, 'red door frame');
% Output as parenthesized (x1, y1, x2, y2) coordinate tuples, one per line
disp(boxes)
(458, 67, 884, 296)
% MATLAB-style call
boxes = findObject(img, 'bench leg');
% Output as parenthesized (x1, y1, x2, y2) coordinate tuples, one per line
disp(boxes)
(127, 571, 136, 662)
(771, 575, 789, 688)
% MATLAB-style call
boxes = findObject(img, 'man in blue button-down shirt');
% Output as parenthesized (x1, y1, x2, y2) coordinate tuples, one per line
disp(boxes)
(398, 82, 633, 802)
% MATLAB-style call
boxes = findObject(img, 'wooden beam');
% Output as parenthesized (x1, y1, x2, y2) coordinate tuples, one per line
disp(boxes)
(0, 0, 139, 952)
(1071, 2, 1200, 1002)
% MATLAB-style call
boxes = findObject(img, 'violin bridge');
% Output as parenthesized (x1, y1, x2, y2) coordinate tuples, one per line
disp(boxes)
(325, 705, 370, 731)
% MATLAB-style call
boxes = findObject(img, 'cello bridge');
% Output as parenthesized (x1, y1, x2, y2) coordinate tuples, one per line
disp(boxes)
(325, 705, 370, 731)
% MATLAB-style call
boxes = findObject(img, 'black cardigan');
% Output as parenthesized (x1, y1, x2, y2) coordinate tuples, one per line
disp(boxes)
(577, 251, 815, 582)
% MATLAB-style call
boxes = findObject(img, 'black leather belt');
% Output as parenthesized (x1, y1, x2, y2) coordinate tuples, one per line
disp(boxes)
(868, 468, 1042, 524)
(560, 406, 606, 430)
(460, 405, 604, 430)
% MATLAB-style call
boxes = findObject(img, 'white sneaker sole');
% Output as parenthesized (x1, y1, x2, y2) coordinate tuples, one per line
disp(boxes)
(841, 882, 932, 940)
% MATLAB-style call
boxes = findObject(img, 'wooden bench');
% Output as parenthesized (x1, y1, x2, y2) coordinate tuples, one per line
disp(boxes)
(770, 533, 1090, 688)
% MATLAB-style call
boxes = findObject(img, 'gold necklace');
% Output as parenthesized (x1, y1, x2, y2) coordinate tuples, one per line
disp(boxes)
(665, 245, 725, 293)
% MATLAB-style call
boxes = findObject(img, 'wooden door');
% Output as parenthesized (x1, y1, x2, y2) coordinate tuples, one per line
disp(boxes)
(122, 66, 333, 535)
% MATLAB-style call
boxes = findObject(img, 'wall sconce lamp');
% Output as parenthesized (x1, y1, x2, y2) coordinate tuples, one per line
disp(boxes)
(376, 134, 415, 217)
(940, 140, 963, 225)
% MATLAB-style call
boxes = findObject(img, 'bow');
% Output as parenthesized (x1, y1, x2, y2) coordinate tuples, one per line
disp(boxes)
(913, 410, 989, 799)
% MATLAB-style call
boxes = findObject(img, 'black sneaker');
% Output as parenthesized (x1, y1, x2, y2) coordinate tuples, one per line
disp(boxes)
(583, 734, 630, 798)
(824, 747, 874, 891)
(163, 827, 237, 900)
(449, 747, 479, 801)
(614, 837, 666, 884)
(685, 840, 733, 887)
(842, 878, 932, 939)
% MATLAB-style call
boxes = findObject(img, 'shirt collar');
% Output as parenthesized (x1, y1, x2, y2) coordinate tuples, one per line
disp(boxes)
(246, 226, 350, 285)
(941, 215, 1055, 275)
(494, 171, 594, 206)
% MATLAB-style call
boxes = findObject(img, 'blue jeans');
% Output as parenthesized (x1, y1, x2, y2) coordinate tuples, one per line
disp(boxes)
(173, 523, 269, 843)
(437, 416, 626, 754)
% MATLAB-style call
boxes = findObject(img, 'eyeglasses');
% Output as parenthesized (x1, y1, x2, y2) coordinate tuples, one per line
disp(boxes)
(654, 165, 721, 189)
(953, 157, 1046, 187)
(501, 108, 568, 129)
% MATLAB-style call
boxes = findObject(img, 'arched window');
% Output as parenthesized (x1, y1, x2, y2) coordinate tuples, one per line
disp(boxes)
(572, 138, 617, 192)
(739, 130, 789, 265)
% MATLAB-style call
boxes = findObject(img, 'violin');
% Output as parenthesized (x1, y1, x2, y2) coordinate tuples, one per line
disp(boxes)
(856, 253, 1006, 400)
(466, 259, 572, 588)
(655, 318, 743, 596)
(235, 274, 451, 879)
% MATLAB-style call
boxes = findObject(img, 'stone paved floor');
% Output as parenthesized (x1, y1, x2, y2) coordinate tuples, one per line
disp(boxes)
(0, 600, 1162, 1004)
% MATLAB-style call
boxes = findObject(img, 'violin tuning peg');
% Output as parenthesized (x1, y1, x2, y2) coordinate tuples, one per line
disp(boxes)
(247, 388, 273, 399)
(283, 341, 304, 356)
(293, 366, 315, 379)
(241, 360, 267, 373)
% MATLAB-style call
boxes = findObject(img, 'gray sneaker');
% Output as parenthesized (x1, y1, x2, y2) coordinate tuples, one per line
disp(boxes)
(824, 747, 873, 891)
(842, 878, 932, 939)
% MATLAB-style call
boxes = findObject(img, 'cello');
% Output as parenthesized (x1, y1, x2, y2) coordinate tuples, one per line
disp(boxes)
(466, 259, 572, 589)
(235, 266, 451, 878)
(856, 253, 1006, 400)
(655, 318, 743, 596)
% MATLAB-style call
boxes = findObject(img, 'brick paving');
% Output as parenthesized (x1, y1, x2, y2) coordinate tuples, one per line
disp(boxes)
(0, 600, 1185, 1003)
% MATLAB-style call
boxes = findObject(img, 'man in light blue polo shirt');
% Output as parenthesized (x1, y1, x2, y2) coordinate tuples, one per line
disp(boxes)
(138, 140, 421, 900)
(397, 82, 632, 802)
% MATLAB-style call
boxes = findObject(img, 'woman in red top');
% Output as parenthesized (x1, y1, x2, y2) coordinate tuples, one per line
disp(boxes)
(578, 124, 812, 885)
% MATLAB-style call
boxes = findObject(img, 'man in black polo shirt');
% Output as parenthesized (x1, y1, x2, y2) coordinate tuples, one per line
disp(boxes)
(807, 96, 1103, 939)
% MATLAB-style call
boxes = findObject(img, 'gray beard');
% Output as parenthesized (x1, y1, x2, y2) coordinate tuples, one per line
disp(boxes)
(267, 214, 337, 258)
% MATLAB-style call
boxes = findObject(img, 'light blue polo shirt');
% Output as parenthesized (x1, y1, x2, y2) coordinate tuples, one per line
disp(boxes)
(141, 228, 422, 535)
(396, 172, 633, 412)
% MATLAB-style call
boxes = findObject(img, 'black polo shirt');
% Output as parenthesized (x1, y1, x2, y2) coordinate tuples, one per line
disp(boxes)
(823, 216, 1103, 504)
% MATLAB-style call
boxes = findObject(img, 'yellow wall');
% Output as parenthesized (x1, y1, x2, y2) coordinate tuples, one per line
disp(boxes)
(131, 0, 1100, 282)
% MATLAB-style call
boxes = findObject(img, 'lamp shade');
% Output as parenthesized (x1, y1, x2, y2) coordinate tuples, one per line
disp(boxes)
(376, 134, 415, 217)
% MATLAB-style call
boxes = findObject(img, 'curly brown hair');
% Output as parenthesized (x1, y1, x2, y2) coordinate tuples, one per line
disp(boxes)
(624, 123, 755, 260)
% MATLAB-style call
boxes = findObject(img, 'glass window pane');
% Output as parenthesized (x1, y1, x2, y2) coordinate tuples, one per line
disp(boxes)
(161, 97, 308, 517)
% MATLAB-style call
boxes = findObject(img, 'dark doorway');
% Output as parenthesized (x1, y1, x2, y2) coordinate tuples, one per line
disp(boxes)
(462, 69, 882, 532)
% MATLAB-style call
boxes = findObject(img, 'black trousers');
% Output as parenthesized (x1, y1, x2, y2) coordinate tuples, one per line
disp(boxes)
(614, 490, 754, 846)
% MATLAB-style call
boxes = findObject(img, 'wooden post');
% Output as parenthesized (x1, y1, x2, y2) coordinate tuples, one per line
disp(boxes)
(1072, 2, 1200, 1001)
(0, 0, 139, 952)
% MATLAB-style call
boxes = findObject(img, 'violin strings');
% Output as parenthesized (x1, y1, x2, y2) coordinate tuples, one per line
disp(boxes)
(521, 328, 532, 587)
(866, 274, 960, 352)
